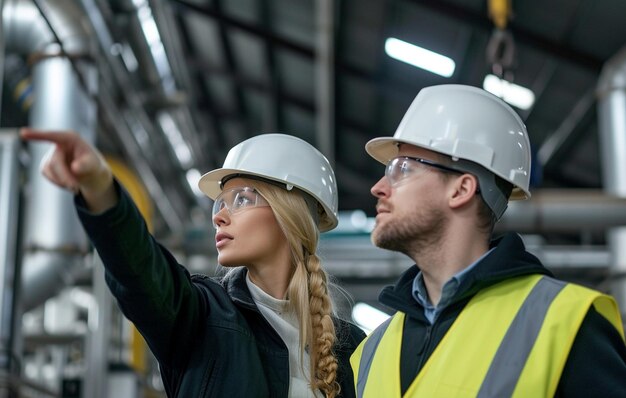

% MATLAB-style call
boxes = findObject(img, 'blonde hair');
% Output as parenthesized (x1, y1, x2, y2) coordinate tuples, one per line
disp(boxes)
(252, 179, 340, 398)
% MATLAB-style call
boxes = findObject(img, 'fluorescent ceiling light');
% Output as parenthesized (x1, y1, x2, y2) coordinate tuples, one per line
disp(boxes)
(136, 2, 176, 93)
(157, 112, 193, 168)
(352, 303, 390, 334)
(186, 168, 205, 197)
(385, 37, 455, 78)
(483, 74, 535, 110)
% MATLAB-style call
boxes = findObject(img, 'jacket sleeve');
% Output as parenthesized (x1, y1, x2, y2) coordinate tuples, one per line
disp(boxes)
(555, 306, 626, 397)
(334, 320, 366, 398)
(75, 180, 206, 366)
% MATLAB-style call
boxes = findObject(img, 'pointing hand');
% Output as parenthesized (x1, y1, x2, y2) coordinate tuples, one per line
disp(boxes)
(20, 128, 118, 212)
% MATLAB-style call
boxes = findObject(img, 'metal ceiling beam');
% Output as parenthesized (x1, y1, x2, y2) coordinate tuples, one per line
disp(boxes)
(171, 0, 419, 102)
(149, 0, 210, 168)
(212, 0, 250, 134)
(260, 0, 282, 131)
(373, 0, 393, 161)
(172, 0, 311, 57)
(188, 63, 376, 134)
(79, 0, 188, 233)
(538, 88, 596, 168)
(315, 0, 336, 164)
(173, 7, 225, 167)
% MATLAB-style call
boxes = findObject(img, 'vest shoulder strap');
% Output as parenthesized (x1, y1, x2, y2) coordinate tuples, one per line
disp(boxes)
(356, 316, 393, 398)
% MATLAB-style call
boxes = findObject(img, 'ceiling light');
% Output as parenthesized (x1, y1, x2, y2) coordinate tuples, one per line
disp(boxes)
(352, 303, 390, 334)
(157, 112, 193, 168)
(385, 38, 456, 78)
(186, 169, 205, 197)
(483, 74, 535, 110)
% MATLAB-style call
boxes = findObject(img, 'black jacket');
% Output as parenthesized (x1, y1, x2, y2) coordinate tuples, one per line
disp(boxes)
(76, 182, 365, 397)
(379, 233, 626, 397)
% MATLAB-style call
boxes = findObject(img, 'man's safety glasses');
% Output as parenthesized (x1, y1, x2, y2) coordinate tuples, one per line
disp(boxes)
(212, 187, 270, 218)
(385, 156, 462, 186)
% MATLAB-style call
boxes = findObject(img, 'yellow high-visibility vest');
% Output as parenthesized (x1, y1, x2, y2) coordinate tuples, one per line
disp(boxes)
(351, 274, 624, 398)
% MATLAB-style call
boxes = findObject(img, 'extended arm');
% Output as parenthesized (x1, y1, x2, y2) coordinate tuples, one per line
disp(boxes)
(20, 129, 205, 365)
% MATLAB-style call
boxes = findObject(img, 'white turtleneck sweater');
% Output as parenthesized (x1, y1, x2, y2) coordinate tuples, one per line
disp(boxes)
(246, 275, 322, 398)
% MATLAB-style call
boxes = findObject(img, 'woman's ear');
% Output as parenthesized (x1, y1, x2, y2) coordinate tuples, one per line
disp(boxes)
(448, 174, 479, 209)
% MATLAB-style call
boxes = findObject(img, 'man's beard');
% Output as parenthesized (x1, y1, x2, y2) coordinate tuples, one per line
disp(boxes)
(371, 206, 446, 258)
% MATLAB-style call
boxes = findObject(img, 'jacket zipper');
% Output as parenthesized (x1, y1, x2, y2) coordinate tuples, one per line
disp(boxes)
(416, 324, 433, 372)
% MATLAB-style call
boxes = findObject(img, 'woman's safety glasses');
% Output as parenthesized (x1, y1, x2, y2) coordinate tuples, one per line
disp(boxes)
(386, 156, 462, 186)
(212, 187, 270, 218)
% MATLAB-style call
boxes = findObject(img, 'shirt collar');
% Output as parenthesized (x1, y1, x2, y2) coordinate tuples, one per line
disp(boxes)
(412, 247, 495, 310)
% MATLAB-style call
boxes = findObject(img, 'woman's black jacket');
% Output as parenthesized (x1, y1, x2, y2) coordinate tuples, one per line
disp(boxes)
(75, 182, 365, 397)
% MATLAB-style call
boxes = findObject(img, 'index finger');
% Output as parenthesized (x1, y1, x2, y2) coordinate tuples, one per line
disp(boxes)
(20, 128, 79, 146)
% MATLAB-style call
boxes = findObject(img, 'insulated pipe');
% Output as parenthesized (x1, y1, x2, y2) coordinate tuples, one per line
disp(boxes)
(597, 45, 626, 308)
(0, 0, 6, 120)
(4, 0, 97, 311)
(496, 189, 626, 233)
(2, 0, 93, 54)
(0, 132, 21, 393)
(21, 57, 97, 311)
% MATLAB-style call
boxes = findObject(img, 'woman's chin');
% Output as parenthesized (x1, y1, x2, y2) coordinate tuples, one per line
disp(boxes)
(216, 254, 242, 268)
(218, 262, 239, 268)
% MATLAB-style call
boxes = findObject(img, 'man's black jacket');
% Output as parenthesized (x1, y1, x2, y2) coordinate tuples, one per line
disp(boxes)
(378, 233, 626, 397)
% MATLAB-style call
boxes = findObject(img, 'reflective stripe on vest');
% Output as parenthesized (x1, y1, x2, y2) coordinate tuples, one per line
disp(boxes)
(356, 317, 392, 398)
(351, 274, 625, 398)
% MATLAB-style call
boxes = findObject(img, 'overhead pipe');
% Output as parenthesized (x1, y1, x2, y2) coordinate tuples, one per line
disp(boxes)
(0, 0, 5, 119)
(0, 131, 21, 395)
(79, 0, 187, 233)
(3, 0, 97, 311)
(325, 189, 626, 236)
(597, 45, 626, 309)
(496, 189, 626, 233)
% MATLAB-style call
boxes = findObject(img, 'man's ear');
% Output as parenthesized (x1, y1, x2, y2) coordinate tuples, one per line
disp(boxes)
(448, 174, 479, 209)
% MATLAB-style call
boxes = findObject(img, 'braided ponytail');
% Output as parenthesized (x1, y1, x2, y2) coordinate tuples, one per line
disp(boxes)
(252, 180, 340, 398)
(305, 252, 339, 397)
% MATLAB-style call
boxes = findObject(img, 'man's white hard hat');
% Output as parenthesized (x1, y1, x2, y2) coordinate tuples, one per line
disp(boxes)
(366, 84, 532, 219)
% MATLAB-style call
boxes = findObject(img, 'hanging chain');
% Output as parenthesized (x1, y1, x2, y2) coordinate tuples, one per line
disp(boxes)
(486, 0, 516, 80)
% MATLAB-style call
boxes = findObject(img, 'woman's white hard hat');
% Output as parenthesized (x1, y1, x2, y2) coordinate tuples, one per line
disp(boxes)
(198, 133, 339, 232)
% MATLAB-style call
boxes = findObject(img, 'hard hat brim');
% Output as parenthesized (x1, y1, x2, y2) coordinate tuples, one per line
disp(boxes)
(198, 168, 285, 200)
(198, 167, 339, 232)
(365, 137, 418, 165)
(365, 137, 530, 200)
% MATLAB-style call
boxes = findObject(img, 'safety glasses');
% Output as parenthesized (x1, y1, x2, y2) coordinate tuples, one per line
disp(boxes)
(385, 156, 462, 186)
(212, 187, 270, 218)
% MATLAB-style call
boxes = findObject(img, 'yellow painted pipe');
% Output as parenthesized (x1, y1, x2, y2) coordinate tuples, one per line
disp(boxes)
(106, 155, 154, 375)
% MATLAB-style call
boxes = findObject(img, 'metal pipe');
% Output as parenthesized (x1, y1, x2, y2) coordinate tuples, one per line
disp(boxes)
(21, 56, 97, 311)
(3, 0, 92, 54)
(0, 131, 21, 396)
(597, 45, 626, 308)
(496, 189, 626, 232)
(3, 0, 54, 54)
(0, 0, 6, 124)
(4, 0, 98, 311)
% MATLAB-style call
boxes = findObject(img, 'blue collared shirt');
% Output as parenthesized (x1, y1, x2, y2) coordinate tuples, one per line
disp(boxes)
(412, 248, 494, 324)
